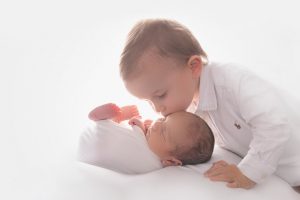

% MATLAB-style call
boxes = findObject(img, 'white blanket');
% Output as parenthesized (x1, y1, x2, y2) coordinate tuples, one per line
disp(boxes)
(78, 120, 163, 173)
(76, 120, 300, 200)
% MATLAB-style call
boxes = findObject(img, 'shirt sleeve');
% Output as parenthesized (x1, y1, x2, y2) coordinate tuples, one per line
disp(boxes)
(234, 70, 291, 184)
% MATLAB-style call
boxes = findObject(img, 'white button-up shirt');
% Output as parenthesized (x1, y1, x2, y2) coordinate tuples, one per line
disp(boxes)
(188, 62, 300, 186)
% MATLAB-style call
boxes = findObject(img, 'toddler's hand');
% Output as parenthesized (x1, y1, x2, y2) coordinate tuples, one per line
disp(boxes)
(204, 160, 256, 189)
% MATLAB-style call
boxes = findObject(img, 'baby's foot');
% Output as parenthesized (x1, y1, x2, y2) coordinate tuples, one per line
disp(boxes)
(88, 103, 121, 121)
(114, 105, 140, 122)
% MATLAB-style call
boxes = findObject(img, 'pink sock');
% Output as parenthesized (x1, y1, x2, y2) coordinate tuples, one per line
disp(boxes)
(88, 103, 121, 121)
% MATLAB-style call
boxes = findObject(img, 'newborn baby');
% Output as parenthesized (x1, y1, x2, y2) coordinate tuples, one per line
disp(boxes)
(88, 103, 214, 167)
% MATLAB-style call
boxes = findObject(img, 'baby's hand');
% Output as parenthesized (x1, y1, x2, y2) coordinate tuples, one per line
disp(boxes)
(128, 116, 146, 133)
(204, 160, 256, 189)
(144, 119, 153, 132)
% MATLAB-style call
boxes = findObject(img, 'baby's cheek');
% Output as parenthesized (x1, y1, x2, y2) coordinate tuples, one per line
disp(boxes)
(147, 139, 159, 155)
(147, 140, 156, 153)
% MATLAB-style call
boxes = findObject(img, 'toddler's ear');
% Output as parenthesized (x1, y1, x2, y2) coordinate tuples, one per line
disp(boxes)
(161, 158, 182, 167)
(187, 55, 202, 77)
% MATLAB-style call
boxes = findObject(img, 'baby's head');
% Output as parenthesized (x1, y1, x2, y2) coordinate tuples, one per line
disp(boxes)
(120, 19, 208, 116)
(145, 111, 214, 167)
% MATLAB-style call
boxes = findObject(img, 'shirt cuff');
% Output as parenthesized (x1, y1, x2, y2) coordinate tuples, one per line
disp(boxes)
(238, 154, 277, 184)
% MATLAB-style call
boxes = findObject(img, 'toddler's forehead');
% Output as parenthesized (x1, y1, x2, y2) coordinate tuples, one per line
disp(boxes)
(137, 48, 181, 71)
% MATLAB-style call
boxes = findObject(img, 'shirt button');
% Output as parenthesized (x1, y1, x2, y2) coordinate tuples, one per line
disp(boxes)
(234, 121, 241, 129)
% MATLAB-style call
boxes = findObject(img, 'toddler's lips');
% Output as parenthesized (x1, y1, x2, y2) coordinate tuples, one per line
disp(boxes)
(145, 130, 150, 140)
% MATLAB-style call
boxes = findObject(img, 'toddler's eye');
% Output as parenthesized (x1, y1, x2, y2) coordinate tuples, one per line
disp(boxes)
(157, 93, 167, 99)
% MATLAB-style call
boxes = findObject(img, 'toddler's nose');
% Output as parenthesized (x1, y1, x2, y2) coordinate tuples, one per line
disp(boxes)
(153, 104, 166, 114)
(148, 101, 167, 115)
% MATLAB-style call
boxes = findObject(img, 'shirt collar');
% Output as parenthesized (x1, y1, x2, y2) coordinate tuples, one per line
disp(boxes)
(196, 64, 218, 111)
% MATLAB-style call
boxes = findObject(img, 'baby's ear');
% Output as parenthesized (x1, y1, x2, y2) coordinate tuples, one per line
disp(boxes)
(161, 158, 182, 167)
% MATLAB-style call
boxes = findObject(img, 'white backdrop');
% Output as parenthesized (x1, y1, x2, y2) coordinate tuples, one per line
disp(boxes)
(0, 0, 299, 199)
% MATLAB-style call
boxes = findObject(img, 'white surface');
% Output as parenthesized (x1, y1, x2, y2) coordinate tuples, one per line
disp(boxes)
(1, 0, 300, 199)
(6, 147, 299, 200)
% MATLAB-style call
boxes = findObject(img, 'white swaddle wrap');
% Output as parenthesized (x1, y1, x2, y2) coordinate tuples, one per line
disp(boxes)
(78, 120, 163, 174)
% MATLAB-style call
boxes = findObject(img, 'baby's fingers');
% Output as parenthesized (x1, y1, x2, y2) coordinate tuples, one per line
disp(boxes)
(128, 118, 138, 125)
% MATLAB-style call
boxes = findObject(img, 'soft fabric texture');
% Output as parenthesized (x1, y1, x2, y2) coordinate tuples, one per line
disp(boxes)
(78, 120, 162, 174)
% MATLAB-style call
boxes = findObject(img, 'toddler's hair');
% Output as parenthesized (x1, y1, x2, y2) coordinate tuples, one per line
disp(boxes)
(171, 113, 214, 165)
(120, 18, 208, 80)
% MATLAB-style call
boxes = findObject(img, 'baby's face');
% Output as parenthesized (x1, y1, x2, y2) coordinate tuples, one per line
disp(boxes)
(124, 50, 198, 116)
(145, 112, 189, 160)
(145, 117, 170, 159)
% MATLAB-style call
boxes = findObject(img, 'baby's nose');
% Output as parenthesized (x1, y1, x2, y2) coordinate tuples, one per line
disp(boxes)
(152, 122, 161, 131)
